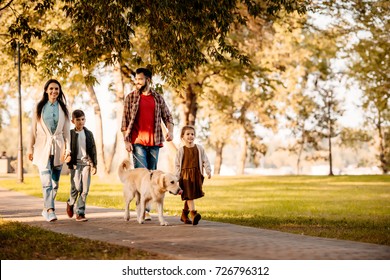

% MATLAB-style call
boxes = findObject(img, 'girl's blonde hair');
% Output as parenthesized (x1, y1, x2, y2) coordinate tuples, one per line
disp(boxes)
(180, 125, 196, 138)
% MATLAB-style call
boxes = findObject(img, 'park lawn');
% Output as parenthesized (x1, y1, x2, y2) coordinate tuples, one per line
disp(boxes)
(1, 174, 389, 245)
(0, 219, 170, 260)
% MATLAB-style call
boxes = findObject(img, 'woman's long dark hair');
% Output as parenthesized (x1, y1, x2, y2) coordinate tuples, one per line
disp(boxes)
(36, 79, 69, 119)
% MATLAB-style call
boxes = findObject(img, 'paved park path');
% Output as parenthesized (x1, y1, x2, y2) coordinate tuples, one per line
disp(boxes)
(1, 184, 389, 260)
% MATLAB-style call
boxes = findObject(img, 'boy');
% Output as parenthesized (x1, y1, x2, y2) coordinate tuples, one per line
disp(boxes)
(66, 109, 97, 222)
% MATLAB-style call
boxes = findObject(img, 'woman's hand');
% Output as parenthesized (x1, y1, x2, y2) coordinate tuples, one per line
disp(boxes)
(64, 154, 71, 163)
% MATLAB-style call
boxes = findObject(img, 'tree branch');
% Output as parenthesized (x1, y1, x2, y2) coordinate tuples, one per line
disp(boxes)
(0, 0, 14, 12)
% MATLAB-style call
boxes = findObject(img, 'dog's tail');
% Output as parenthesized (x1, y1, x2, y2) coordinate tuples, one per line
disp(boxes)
(118, 159, 132, 183)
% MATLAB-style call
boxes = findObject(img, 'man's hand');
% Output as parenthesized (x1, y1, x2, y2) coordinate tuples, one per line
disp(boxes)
(91, 166, 97, 175)
(125, 141, 133, 152)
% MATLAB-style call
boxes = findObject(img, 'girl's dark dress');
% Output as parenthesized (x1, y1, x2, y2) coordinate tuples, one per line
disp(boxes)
(180, 146, 204, 200)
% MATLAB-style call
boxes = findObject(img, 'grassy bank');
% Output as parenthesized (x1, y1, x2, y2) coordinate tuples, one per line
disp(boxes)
(1, 174, 389, 246)
(0, 219, 170, 260)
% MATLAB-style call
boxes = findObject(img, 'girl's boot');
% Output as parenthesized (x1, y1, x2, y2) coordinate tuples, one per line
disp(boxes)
(180, 201, 192, 224)
(190, 210, 201, 225)
(180, 209, 192, 224)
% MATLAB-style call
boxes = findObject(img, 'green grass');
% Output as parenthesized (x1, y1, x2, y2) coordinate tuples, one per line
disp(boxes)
(0, 220, 170, 260)
(1, 174, 390, 246)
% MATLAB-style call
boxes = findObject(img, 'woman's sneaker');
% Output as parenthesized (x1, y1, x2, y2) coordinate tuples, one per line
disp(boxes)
(41, 210, 49, 221)
(48, 211, 57, 222)
(42, 210, 57, 222)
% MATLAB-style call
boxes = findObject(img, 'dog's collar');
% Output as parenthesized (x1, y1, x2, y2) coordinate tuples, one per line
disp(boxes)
(149, 171, 153, 180)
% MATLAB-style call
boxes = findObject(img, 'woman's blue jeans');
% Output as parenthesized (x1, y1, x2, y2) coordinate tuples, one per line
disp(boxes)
(39, 158, 62, 211)
(132, 144, 160, 170)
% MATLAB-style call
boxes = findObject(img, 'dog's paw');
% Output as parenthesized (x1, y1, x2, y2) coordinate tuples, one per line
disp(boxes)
(138, 219, 145, 224)
(160, 221, 170, 226)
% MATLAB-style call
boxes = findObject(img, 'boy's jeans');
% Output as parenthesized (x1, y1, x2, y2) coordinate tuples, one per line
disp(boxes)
(68, 163, 91, 215)
(39, 157, 62, 211)
(132, 144, 160, 170)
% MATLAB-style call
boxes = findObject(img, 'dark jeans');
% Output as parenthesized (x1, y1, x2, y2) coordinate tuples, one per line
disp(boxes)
(132, 144, 160, 170)
(132, 144, 160, 213)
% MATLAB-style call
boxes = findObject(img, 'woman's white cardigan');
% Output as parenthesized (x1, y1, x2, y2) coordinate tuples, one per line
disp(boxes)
(27, 105, 71, 170)
(175, 144, 212, 180)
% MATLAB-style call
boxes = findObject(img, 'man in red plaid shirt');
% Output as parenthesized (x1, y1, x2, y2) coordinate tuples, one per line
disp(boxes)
(121, 67, 174, 166)
(121, 68, 174, 219)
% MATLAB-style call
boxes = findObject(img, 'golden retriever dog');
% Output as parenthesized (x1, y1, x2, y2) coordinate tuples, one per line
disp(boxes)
(118, 159, 182, 226)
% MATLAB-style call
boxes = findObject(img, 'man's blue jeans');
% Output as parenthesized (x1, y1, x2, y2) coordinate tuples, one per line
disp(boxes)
(132, 144, 160, 213)
(132, 144, 160, 170)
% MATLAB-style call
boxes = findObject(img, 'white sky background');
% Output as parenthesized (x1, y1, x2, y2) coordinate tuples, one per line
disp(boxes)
(306, 10, 365, 128)
(77, 78, 118, 146)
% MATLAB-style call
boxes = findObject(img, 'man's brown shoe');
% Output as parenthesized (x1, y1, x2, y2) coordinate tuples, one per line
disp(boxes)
(66, 202, 74, 218)
(76, 214, 88, 222)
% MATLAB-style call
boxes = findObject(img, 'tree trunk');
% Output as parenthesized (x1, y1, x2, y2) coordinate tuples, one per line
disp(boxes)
(213, 141, 224, 175)
(237, 128, 247, 175)
(160, 124, 177, 173)
(105, 132, 117, 173)
(327, 101, 334, 176)
(328, 133, 334, 176)
(297, 139, 304, 175)
(181, 83, 198, 126)
(376, 119, 388, 174)
(85, 83, 108, 176)
(107, 61, 127, 173)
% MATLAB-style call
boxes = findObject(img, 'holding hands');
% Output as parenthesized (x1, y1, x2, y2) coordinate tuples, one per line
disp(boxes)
(27, 153, 33, 161)
(165, 131, 173, 142)
(64, 153, 71, 163)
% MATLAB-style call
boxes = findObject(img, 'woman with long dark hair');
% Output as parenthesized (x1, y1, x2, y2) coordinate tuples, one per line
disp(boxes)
(27, 79, 71, 222)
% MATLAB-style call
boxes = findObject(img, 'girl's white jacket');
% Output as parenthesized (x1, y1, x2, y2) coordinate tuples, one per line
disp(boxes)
(175, 144, 212, 180)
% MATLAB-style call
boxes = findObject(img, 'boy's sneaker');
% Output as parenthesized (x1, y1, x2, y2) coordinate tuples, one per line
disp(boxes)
(145, 211, 152, 221)
(76, 214, 88, 222)
(66, 202, 74, 218)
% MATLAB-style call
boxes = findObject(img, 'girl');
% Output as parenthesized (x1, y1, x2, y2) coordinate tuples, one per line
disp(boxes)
(175, 125, 211, 225)
(27, 79, 71, 222)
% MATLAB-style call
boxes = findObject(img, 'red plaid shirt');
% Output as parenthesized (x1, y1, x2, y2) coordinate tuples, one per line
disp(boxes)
(121, 89, 174, 146)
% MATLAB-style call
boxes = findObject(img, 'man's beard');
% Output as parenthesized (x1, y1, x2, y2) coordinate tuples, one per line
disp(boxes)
(138, 84, 147, 93)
